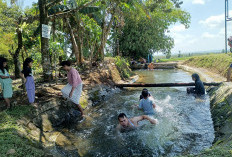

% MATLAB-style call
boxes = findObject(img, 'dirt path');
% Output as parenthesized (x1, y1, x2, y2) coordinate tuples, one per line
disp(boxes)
(177, 63, 226, 83)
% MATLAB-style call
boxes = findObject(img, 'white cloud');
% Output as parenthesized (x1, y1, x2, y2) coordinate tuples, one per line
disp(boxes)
(168, 24, 198, 49)
(192, 0, 205, 5)
(202, 32, 216, 38)
(199, 11, 232, 29)
(170, 25, 186, 32)
(199, 14, 224, 28)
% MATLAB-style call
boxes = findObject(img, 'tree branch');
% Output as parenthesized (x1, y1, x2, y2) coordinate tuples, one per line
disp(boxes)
(48, 0, 97, 18)
(46, 0, 63, 9)
(8, 50, 13, 56)
(22, 15, 40, 24)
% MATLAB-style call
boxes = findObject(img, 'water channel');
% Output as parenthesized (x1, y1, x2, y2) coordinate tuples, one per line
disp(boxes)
(55, 69, 215, 157)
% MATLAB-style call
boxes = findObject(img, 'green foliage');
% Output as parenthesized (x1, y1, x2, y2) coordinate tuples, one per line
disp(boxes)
(0, 0, 191, 78)
(115, 56, 133, 79)
(116, 0, 190, 59)
(166, 53, 171, 59)
(0, 106, 44, 157)
(0, 0, 21, 57)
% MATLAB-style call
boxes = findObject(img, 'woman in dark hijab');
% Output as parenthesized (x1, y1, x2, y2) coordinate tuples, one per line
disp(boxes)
(187, 73, 205, 95)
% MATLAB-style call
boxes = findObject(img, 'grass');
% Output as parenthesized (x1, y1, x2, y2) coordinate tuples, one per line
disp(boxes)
(184, 53, 232, 77)
(182, 141, 232, 157)
(0, 106, 45, 157)
(158, 57, 190, 62)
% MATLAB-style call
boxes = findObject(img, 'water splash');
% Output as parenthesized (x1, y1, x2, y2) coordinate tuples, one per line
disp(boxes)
(54, 69, 214, 156)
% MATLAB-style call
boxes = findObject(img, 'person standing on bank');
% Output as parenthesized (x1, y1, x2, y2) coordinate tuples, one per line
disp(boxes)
(0, 57, 14, 109)
(61, 61, 84, 116)
(20, 58, 36, 106)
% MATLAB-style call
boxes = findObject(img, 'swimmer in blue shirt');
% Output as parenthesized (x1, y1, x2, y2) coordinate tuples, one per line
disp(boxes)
(138, 89, 156, 115)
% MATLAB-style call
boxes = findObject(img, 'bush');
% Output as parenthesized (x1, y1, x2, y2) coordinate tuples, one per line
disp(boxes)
(115, 56, 133, 79)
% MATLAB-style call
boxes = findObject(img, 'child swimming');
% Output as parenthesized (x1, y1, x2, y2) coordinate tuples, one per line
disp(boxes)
(138, 89, 156, 115)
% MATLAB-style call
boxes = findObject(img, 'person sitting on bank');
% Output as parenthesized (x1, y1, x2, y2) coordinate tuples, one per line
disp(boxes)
(187, 73, 205, 95)
(116, 113, 157, 132)
(60, 60, 84, 116)
(138, 89, 156, 115)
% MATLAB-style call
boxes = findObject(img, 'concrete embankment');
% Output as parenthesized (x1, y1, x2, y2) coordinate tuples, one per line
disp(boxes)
(177, 61, 232, 156)
(188, 82, 232, 157)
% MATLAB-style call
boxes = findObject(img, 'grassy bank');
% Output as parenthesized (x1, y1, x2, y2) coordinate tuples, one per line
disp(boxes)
(158, 57, 190, 62)
(184, 54, 232, 78)
(0, 106, 44, 156)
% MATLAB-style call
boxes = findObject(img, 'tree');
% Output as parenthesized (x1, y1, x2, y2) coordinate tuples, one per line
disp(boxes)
(116, 0, 190, 59)
(166, 53, 171, 59)
(37, 0, 98, 80)
(0, 0, 23, 77)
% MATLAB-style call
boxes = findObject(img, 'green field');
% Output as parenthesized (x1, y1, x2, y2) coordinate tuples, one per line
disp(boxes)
(156, 52, 224, 62)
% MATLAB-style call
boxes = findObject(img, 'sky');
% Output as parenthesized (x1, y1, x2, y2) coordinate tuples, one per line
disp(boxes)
(9, 0, 232, 54)
(169, 0, 232, 54)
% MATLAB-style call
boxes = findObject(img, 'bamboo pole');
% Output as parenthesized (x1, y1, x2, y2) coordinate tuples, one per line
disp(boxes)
(115, 82, 221, 88)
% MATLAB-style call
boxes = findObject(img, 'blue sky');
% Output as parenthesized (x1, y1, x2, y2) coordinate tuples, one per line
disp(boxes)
(169, 0, 231, 53)
(6, 0, 37, 8)
(10, 0, 231, 54)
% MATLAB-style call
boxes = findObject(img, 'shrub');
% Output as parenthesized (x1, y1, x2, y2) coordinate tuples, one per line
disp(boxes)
(115, 56, 133, 79)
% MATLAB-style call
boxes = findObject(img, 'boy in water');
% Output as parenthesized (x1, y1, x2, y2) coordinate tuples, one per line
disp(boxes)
(187, 73, 205, 95)
(138, 89, 156, 115)
(139, 88, 152, 100)
(117, 113, 157, 132)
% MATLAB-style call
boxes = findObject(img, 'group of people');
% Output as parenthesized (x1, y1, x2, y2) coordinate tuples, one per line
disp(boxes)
(0, 57, 84, 116)
(117, 73, 206, 132)
(117, 88, 157, 132)
(1, 56, 206, 133)
(0, 57, 35, 109)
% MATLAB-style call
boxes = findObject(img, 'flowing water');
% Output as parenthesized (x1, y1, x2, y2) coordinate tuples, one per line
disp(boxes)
(54, 69, 215, 157)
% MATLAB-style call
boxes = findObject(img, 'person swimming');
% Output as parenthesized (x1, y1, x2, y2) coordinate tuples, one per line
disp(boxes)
(187, 73, 205, 95)
(116, 113, 157, 133)
(139, 88, 151, 100)
(138, 90, 156, 115)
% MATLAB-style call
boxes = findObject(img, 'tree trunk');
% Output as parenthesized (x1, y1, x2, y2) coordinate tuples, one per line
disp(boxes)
(39, 0, 52, 81)
(67, 18, 80, 64)
(98, 19, 106, 60)
(77, 25, 84, 64)
(98, 14, 114, 61)
(13, 27, 23, 78)
(74, 18, 83, 64)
